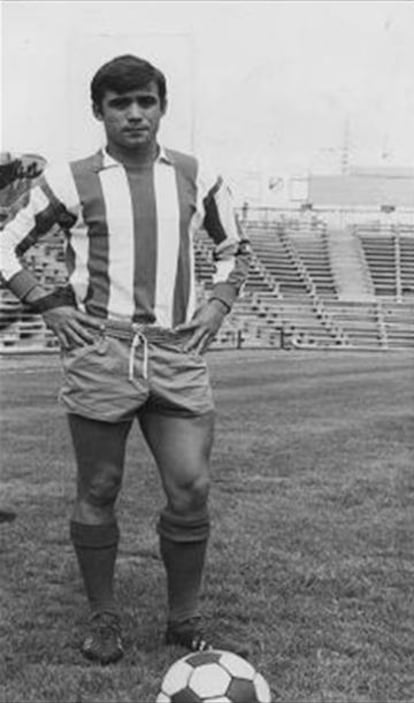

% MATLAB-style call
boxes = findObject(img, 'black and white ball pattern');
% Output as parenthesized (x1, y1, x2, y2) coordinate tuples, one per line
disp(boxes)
(156, 649, 272, 703)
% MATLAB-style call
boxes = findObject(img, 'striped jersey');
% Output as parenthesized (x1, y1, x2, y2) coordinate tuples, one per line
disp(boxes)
(0, 147, 250, 327)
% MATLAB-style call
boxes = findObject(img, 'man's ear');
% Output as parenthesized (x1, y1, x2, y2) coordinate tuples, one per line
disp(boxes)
(92, 102, 104, 122)
(161, 99, 168, 116)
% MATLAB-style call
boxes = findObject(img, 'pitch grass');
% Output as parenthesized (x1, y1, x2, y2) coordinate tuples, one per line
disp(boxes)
(0, 349, 413, 703)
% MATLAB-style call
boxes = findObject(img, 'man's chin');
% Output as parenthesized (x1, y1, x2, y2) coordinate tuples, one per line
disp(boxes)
(123, 136, 150, 147)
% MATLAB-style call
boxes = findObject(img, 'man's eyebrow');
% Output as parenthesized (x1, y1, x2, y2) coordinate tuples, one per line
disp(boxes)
(107, 95, 132, 101)
(109, 91, 157, 98)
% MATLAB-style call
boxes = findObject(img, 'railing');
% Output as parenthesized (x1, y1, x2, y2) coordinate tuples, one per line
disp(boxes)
(237, 206, 414, 233)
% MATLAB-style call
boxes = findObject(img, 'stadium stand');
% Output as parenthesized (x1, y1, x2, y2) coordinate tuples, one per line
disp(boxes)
(355, 223, 414, 301)
(322, 300, 385, 349)
(382, 300, 414, 348)
(1, 194, 414, 352)
(357, 226, 399, 298)
(400, 233, 414, 299)
(327, 226, 376, 301)
(284, 222, 338, 299)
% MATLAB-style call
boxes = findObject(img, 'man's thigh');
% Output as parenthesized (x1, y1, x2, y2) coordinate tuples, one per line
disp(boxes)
(138, 410, 215, 502)
(68, 413, 132, 490)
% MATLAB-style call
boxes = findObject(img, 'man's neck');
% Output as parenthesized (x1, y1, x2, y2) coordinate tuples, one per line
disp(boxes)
(105, 142, 159, 169)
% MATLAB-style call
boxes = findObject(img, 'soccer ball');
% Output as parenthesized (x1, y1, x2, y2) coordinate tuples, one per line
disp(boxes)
(156, 649, 272, 703)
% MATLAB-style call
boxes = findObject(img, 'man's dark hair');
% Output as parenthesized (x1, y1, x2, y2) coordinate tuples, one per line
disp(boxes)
(91, 55, 167, 109)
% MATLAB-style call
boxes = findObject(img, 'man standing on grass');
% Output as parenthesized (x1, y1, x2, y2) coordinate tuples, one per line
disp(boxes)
(0, 55, 251, 665)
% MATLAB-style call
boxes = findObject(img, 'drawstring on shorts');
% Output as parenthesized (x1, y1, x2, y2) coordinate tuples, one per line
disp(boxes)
(98, 320, 187, 384)
(129, 328, 149, 382)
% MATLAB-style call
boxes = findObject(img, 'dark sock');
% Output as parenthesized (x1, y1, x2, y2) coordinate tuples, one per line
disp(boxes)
(160, 537, 208, 625)
(158, 509, 209, 625)
(70, 520, 119, 616)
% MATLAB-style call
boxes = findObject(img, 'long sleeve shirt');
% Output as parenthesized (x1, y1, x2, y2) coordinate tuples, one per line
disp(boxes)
(0, 146, 251, 328)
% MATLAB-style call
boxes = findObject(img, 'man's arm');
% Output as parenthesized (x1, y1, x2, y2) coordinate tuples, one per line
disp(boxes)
(175, 167, 251, 353)
(202, 175, 251, 312)
(0, 166, 102, 347)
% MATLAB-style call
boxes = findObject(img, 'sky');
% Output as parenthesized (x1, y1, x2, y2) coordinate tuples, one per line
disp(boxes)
(2, 1, 414, 203)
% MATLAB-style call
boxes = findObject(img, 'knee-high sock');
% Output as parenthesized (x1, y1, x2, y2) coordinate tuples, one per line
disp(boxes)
(157, 508, 210, 625)
(70, 520, 119, 615)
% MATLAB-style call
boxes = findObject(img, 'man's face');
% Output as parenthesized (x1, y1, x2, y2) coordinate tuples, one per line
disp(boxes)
(93, 81, 166, 150)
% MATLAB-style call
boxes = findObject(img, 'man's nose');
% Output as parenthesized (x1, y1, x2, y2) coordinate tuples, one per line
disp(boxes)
(127, 102, 144, 121)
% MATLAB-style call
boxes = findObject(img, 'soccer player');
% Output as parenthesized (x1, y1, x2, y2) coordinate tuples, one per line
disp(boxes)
(0, 55, 251, 665)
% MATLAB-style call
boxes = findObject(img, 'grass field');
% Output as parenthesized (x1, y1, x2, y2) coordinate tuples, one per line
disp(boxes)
(0, 349, 413, 703)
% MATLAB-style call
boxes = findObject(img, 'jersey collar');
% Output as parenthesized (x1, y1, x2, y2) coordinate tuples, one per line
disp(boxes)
(92, 145, 173, 171)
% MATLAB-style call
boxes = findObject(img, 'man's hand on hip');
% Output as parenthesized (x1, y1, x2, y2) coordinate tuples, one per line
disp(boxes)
(42, 307, 103, 350)
(174, 299, 229, 354)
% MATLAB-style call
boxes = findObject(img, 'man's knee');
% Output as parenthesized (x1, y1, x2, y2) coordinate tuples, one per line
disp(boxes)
(79, 467, 123, 509)
(170, 473, 210, 516)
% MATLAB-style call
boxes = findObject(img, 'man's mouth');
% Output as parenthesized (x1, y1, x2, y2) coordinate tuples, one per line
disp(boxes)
(124, 127, 149, 135)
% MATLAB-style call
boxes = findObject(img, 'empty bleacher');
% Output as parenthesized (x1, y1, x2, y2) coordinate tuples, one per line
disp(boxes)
(400, 235, 414, 299)
(323, 300, 384, 349)
(253, 291, 344, 347)
(285, 225, 338, 299)
(198, 222, 348, 348)
(382, 300, 414, 348)
(356, 223, 414, 303)
(247, 225, 309, 298)
(358, 227, 398, 298)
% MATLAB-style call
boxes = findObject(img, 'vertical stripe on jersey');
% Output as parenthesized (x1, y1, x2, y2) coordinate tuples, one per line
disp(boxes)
(99, 167, 135, 319)
(170, 152, 198, 326)
(125, 168, 157, 323)
(153, 161, 181, 328)
(70, 159, 110, 317)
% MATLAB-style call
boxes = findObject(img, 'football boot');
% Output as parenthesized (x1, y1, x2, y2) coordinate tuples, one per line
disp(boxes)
(81, 611, 124, 665)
